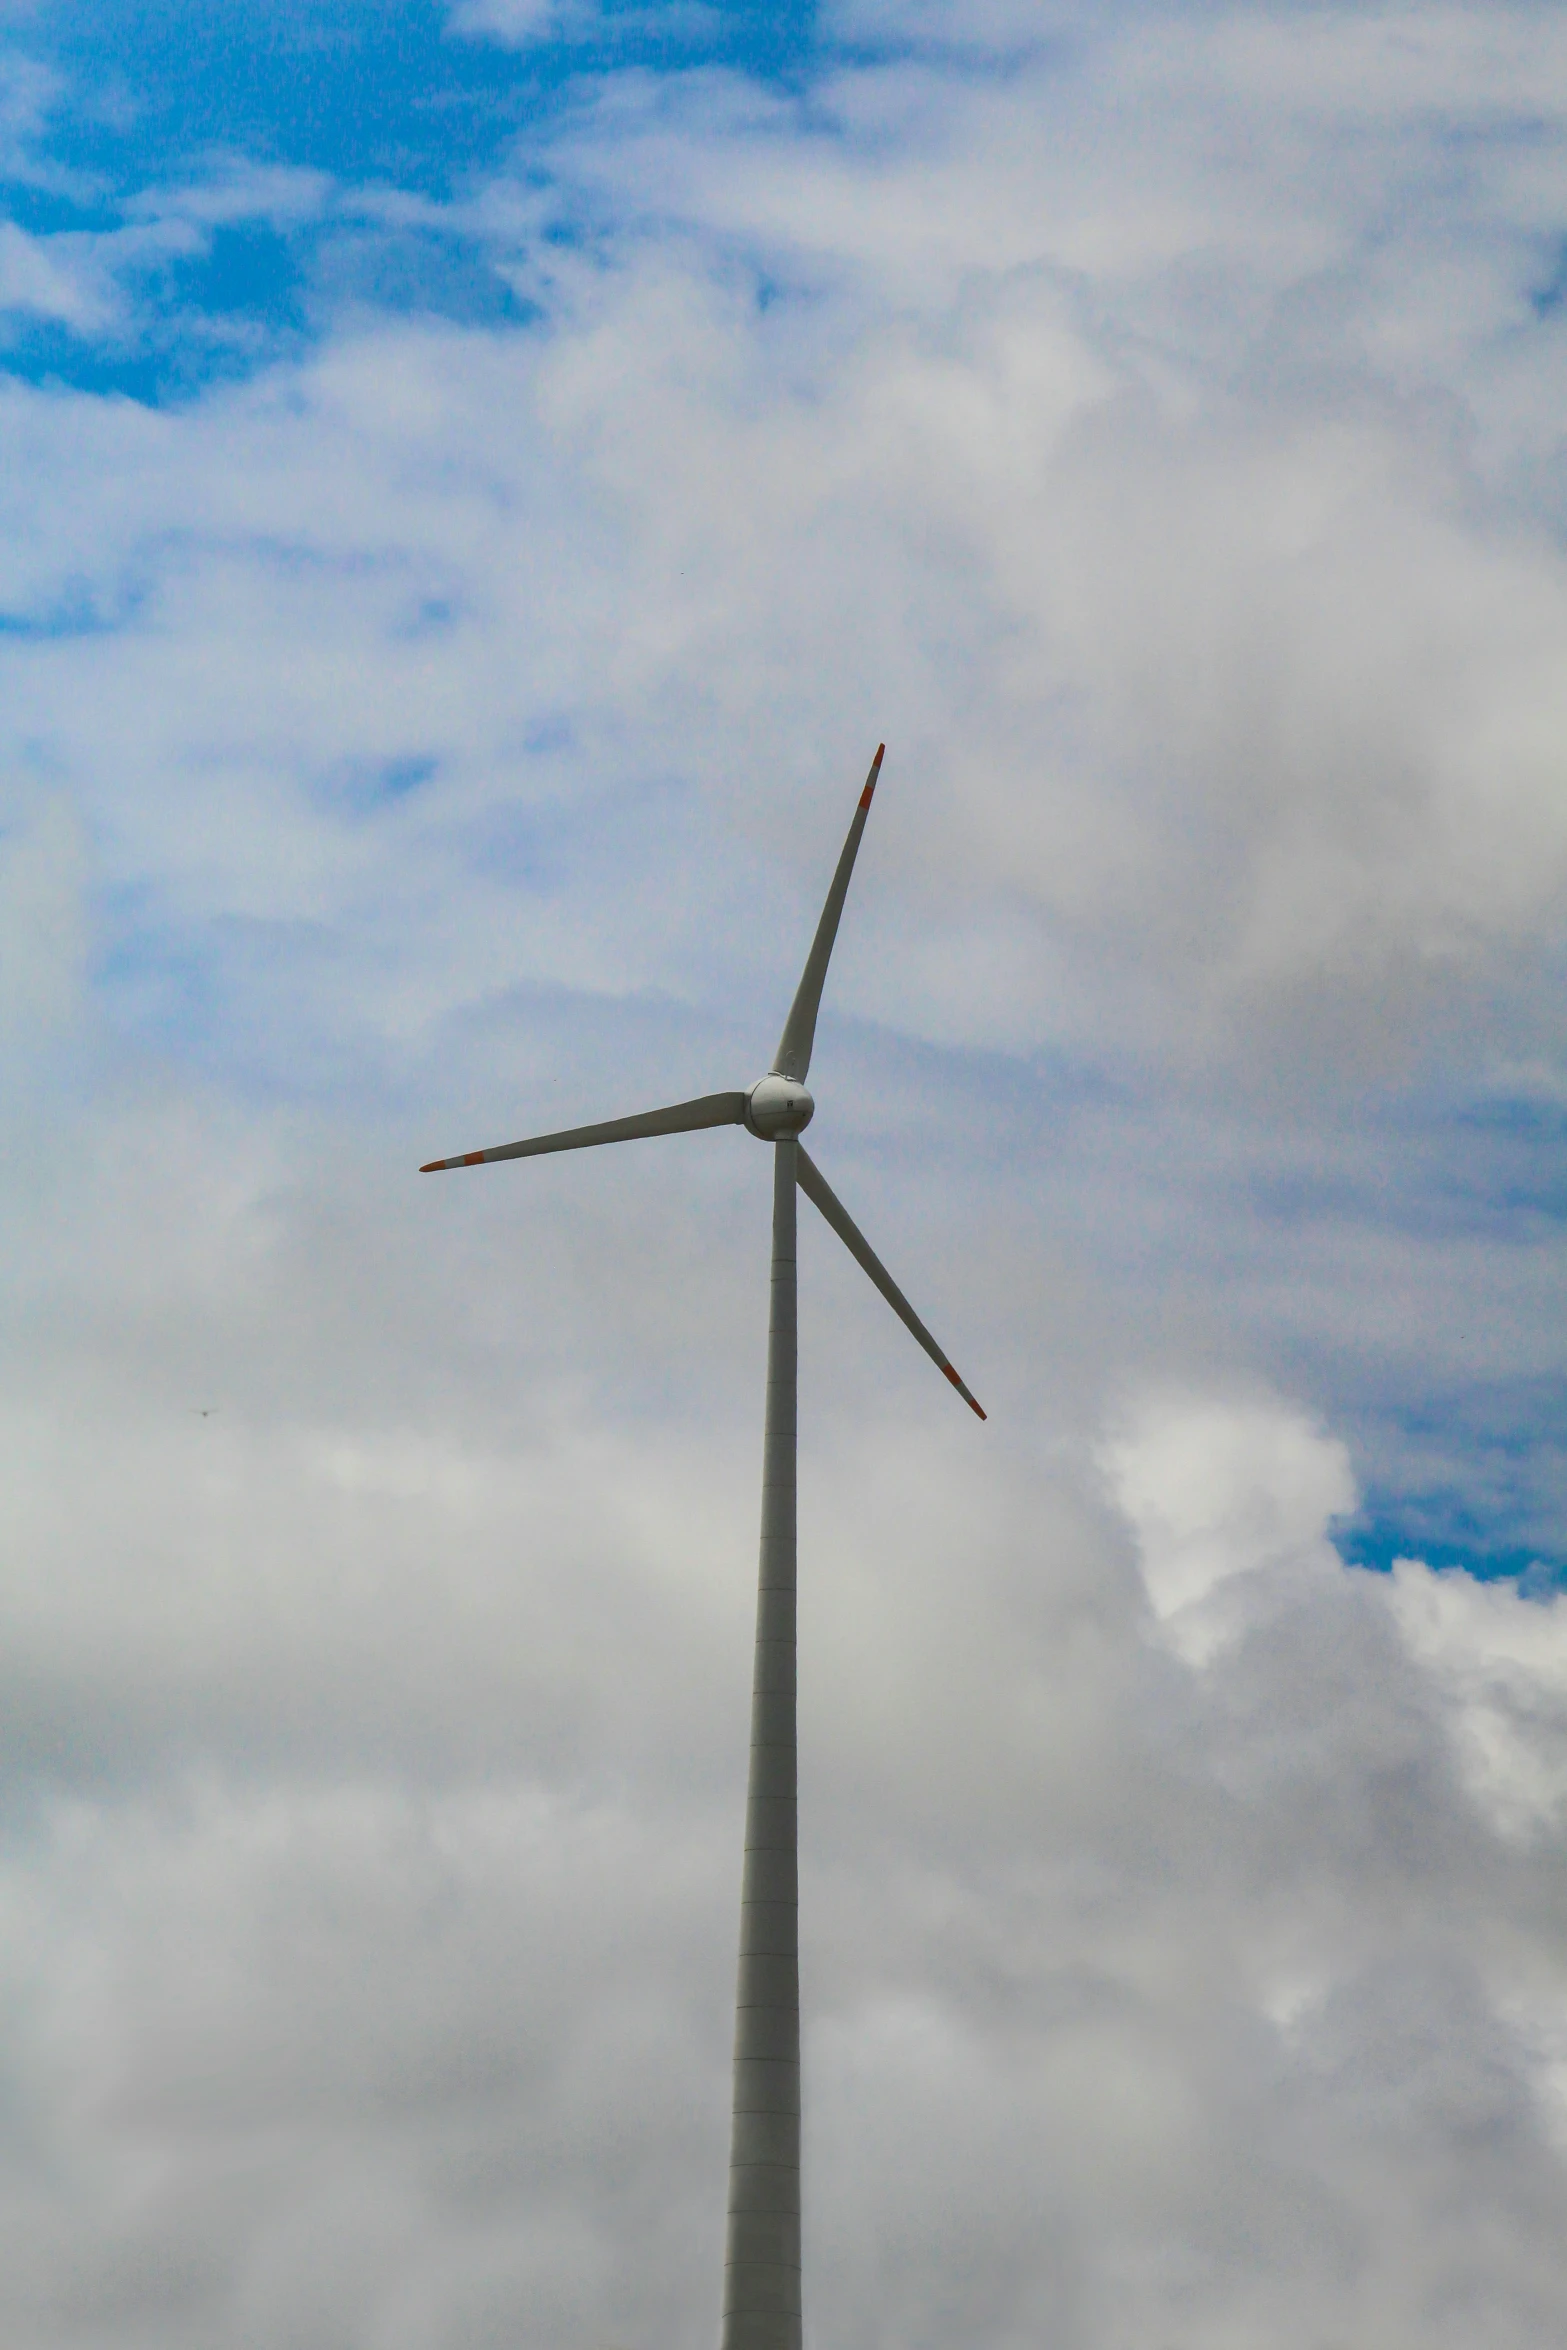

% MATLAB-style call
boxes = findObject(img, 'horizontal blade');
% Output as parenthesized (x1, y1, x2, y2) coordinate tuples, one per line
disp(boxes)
(420, 1090, 747, 1173)
(796, 1145, 986, 1419)
(772, 744, 884, 1084)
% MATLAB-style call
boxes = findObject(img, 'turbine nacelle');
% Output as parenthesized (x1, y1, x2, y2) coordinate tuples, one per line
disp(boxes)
(745, 1073, 815, 1140)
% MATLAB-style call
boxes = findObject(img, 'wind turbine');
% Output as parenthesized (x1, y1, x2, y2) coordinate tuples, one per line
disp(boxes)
(420, 745, 984, 2350)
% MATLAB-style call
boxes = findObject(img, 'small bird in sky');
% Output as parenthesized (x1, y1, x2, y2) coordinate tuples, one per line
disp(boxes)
(194, 1407, 219, 1419)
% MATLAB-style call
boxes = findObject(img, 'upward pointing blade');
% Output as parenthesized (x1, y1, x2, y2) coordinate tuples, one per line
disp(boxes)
(771, 744, 884, 1083)
(795, 1145, 986, 1418)
(420, 1090, 747, 1171)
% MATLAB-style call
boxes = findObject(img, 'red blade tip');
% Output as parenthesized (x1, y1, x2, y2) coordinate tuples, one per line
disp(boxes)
(944, 1363, 987, 1419)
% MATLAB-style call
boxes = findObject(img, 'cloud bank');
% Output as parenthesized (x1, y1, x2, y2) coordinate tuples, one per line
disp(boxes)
(0, 1, 1565, 2342)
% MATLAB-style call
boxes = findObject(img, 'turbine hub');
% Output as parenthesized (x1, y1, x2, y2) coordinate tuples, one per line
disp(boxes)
(746, 1074, 815, 1140)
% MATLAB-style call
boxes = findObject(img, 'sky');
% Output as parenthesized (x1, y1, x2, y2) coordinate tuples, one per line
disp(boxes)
(1, 0, 1566, 2342)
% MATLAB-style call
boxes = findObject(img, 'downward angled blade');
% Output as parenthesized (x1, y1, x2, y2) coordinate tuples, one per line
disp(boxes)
(796, 1144, 986, 1418)
(420, 1090, 747, 1172)
(772, 744, 884, 1083)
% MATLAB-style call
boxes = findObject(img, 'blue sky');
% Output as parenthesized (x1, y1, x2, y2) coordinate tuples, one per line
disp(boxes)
(7, 0, 1563, 1572)
(3, 5, 1567, 2344)
(0, 0, 817, 399)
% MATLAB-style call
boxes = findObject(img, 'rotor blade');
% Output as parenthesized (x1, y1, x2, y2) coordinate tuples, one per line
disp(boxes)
(772, 744, 884, 1083)
(795, 1145, 986, 1419)
(420, 1090, 747, 1172)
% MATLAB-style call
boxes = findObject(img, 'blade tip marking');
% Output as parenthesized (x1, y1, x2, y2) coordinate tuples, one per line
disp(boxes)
(419, 1160, 443, 1173)
(462, 1150, 486, 1166)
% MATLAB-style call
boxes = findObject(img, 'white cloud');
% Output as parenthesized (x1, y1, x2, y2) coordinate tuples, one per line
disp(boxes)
(0, 1351, 1564, 2343)
(1104, 1393, 1355, 1658)
(0, 776, 89, 1051)
(126, 158, 332, 231)
(446, 0, 581, 47)
(1386, 1560, 1567, 1840)
(503, 32, 1567, 1074)
(0, 217, 107, 325)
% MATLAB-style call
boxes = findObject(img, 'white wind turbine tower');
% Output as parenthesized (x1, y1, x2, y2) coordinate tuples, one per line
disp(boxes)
(420, 746, 985, 2350)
